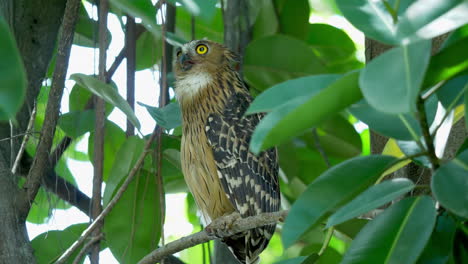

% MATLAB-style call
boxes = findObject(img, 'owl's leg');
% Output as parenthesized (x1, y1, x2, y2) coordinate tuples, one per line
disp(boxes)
(205, 211, 241, 238)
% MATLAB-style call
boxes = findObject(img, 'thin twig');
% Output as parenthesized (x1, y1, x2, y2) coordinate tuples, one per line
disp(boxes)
(106, 24, 145, 82)
(20, 0, 81, 218)
(0, 132, 40, 143)
(431, 82, 468, 137)
(106, 0, 165, 82)
(89, 0, 109, 262)
(137, 210, 289, 264)
(11, 104, 36, 174)
(416, 97, 439, 170)
(318, 227, 334, 256)
(72, 234, 104, 264)
(421, 80, 446, 101)
(55, 129, 159, 264)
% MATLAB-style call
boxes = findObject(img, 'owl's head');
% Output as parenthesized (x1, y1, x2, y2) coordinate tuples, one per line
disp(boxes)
(173, 40, 239, 78)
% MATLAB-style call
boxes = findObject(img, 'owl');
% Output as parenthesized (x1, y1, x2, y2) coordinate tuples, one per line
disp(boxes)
(173, 40, 280, 264)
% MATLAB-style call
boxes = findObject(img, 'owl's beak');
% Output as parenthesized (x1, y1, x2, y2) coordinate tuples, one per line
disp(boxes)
(179, 53, 194, 71)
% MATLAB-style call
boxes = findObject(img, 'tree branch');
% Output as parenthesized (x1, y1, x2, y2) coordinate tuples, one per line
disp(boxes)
(89, 0, 109, 262)
(72, 234, 104, 264)
(11, 104, 36, 174)
(43, 170, 91, 216)
(125, 15, 136, 137)
(55, 128, 159, 264)
(416, 96, 439, 170)
(137, 210, 289, 264)
(20, 0, 81, 218)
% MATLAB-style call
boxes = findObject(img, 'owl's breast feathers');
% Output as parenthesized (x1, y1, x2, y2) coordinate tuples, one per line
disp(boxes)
(178, 69, 280, 264)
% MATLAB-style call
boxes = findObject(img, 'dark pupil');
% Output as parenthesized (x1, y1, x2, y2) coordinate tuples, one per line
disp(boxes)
(200, 47, 205, 52)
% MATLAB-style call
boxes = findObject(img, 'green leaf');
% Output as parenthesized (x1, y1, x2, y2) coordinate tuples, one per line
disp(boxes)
(176, 7, 223, 43)
(465, 86, 468, 132)
(360, 40, 431, 114)
(436, 75, 468, 109)
(139, 102, 182, 130)
(252, 0, 278, 39)
(110, 0, 157, 30)
(70, 73, 141, 130)
(396, 0, 468, 43)
(278, 141, 331, 188)
(250, 71, 362, 154)
(103, 136, 145, 206)
(136, 31, 161, 70)
(88, 121, 126, 181)
(69, 83, 93, 111)
(327, 178, 415, 227)
(442, 24, 468, 49)
(424, 36, 468, 88)
(337, 0, 468, 45)
(315, 247, 342, 264)
(349, 95, 438, 141)
(58, 110, 95, 139)
(31, 223, 88, 264)
(68, 82, 115, 114)
(74, 7, 112, 48)
(247, 74, 341, 114)
(314, 115, 362, 158)
(302, 254, 320, 264)
(336, 0, 398, 44)
(397, 140, 431, 167)
(110, 0, 186, 46)
(306, 23, 357, 65)
(335, 218, 369, 240)
(25, 156, 77, 223)
(432, 149, 468, 218)
(417, 213, 457, 264)
(104, 168, 161, 264)
(275, 257, 307, 264)
(0, 15, 26, 120)
(27, 187, 71, 224)
(278, 0, 310, 39)
(170, 0, 217, 22)
(341, 196, 437, 264)
(244, 35, 328, 91)
(282, 155, 397, 248)
(163, 149, 187, 193)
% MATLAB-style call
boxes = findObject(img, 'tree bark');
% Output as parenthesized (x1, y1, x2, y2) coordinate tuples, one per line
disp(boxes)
(222, 0, 252, 74)
(0, 165, 36, 263)
(0, 0, 67, 262)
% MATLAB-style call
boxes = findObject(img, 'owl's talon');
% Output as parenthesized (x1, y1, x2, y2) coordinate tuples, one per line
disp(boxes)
(205, 212, 241, 238)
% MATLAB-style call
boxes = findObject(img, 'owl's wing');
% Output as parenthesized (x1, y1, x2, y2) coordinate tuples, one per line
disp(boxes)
(205, 92, 280, 219)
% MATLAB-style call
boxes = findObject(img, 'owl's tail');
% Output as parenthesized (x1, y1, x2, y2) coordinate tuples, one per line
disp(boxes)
(224, 224, 276, 264)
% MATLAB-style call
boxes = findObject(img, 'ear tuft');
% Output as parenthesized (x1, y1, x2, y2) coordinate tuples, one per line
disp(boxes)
(225, 50, 241, 70)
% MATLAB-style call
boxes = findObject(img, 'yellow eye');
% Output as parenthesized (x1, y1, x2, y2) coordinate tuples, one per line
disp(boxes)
(196, 44, 208, 55)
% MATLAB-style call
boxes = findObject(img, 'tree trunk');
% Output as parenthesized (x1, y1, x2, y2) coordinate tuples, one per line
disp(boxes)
(0, 0, 66, 262)
(0, 165, 35, 263)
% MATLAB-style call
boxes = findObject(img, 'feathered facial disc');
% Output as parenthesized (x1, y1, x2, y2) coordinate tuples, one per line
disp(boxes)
(174, 40, 238, 78)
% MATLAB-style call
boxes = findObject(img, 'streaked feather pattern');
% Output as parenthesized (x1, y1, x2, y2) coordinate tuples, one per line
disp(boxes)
(174, 40, 280, 264)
